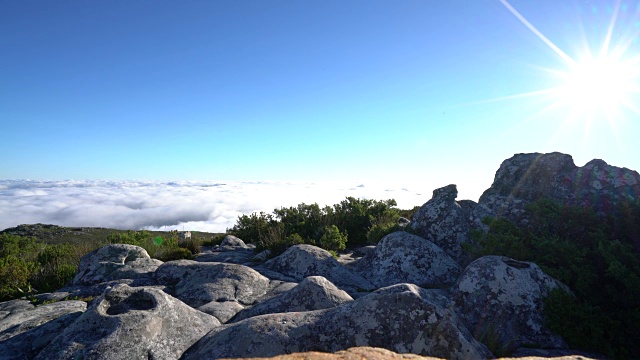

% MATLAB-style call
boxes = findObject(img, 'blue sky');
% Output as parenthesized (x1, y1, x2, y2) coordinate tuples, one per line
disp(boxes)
(2, 0, 639, 202)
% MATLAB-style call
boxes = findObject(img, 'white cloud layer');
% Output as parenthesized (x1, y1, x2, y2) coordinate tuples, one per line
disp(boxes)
(0, 180, 436, 233)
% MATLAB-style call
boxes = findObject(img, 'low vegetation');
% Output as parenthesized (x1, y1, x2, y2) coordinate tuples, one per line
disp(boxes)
(468, 198, 640, 358)
(227, 197, 417, 256)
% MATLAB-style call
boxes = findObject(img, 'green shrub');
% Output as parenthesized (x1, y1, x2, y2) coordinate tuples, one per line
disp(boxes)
(157, 247, 194, 261)
(180, 237, 201, 255)
(470, 198, 640, 358)
(319, 225, 347, 253)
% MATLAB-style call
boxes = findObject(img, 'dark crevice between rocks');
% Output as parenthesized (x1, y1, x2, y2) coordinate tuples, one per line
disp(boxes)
(502, 258, 530, 269)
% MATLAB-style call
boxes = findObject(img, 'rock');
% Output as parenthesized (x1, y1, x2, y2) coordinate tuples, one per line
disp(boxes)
(479, 152, 640, 220)
(355, 231, 461, 288)
(0, 299, 35, 320)
(222, 346, 444, 359)
(34, 284, 219, 360)
(183, 283, 492, 360)
(58, 278, 162, 299)
(198, 300, 245, 323)
(155, 260, 270, 307)
(221, 234, 250, 248)
(195, 247, 256, 265)
(410, 185, 491, 265)
(453, 255, 567, 350)
(232, 276, 353, 322)
(253, 249, 271, 262)
(72, 244, 163, 286)
(264, 244, 375, 294)
(0, 300, 87, 360)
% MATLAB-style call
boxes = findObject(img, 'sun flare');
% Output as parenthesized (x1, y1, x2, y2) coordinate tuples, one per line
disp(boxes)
(555, 55, 638, 117)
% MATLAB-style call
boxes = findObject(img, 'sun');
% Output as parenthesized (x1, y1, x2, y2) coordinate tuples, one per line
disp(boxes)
(496, 0, 640, 126)
(554, 54, 638, 118)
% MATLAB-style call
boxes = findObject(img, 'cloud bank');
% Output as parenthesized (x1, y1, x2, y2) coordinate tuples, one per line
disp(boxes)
(0, 180, 432, 233)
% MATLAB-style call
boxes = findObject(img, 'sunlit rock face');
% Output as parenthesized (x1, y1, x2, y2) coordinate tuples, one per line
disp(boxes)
(479, 152, 640, 220)
(72, 244, 163, 286)
(354, 231, 461, 288)
(33, 284, 219, 360)
(183, 284, 492, 360)
(453, 256, 568, 351)
(264, 244, 375, 295)
(410, 185, 491, 265)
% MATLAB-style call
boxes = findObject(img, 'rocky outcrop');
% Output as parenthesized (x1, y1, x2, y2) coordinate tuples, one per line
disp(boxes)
(453, 256, 567, 350)
(264, 244, 375, 293)
(34, 284, 219, 360)
(0, 300, 87, 360)
(220, 234, 250, 248)
(232, 276, 353, 322)
(355, 231, 461, 288)
(479, 152, 640, 219)
(184, 283, 492, 360)
(156, 260, 271, 307)
(410, 185, 491, 265)
(224, 346, 444, 359)
(72, 244, 162, 286)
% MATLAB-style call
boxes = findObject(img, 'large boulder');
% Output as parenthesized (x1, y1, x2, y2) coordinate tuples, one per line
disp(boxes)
(72, 244, 162, 285)
(155, 260, 270, 307)
(410, 185, 491, 265)
(263, 244, 375, 293)
(232, 276, 353, 322)
(0, 300, 87, 359)
(479, 152, 640, 220)
(355, 232, 461, 288)
(453, 255, 567, 350)
(184, 283, 492, 360)
(220, 234, 250, 248)
(34, 284, 219, 360)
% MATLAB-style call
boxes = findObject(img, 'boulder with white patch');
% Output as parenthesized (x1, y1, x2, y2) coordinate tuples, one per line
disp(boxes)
(453, 255, 567, 350)
(72, 244, 162, 285)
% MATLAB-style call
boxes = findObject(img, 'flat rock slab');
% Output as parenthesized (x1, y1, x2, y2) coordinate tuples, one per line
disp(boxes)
(156, 260, 271, 307)
(34, 284, 219, 360)
(0, 300, 87, 360)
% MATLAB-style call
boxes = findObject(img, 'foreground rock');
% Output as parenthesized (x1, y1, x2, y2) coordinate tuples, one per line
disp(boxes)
(72, 244, 162, 285)
(264, 244, 375, 294)
(453, 256, 567, 350)
(410, 185, 490, 265)
(0, 300, 87, 360)
(355, 231, 461, 288)
(232, 276, 353, 322)
(479, 152, 640, 220)
(35, 284, 219, 360)
(155, 260, 270, 307)
(184, 283, 492, 360)
(220, 346, 597, 360)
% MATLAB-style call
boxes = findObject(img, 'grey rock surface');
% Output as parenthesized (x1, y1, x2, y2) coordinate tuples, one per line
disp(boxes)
(34, 284, 219, 360)
(453, 255, 567, 350)
(232, 276, 353, 322)
(72, 244, 162, 285)
(220, 234, 250, 248)
(155, 260, 270, 307)
(198, 300, 245, 323)
(0, 299, 35, 320)
(184, 283, 492, 360)
(355, 231, 461, 288)
(410, 185, 491, 265)
(264, 244, 375, 293)
(0, 300, 87, 359)
(479, 152, 640, 220)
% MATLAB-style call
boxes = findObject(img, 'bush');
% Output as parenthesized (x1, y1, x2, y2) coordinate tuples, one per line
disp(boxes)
(157, 247, 194, 261)
(319, 225, 347, 253)
(180, 238, 201, 255)
(469, 199, 640, 358)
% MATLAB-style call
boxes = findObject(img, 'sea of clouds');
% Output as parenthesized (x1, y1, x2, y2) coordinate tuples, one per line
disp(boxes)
(0, 180, 435, 233)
